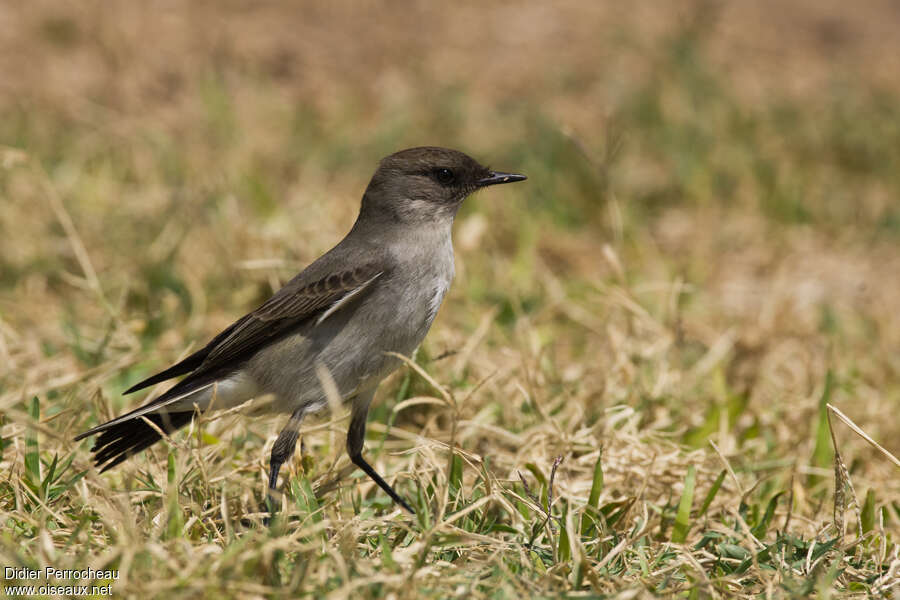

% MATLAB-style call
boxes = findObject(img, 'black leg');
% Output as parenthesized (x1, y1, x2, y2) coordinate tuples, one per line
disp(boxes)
(347, 392, 415, 514)
(267, 409, 304, 517)
(349, 451, 415, 514)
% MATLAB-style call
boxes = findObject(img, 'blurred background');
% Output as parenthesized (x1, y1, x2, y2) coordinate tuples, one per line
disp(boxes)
(1, 1, 899, 596)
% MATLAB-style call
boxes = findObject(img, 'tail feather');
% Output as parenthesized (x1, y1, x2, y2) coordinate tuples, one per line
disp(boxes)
(122, 358, 205, 395)
(87, 412, 195, 472)
(76, 368, 243, 471)
(122, 315, 251, 395)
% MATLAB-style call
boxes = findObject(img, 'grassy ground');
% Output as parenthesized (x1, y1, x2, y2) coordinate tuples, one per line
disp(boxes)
(2, 1, 900, 597)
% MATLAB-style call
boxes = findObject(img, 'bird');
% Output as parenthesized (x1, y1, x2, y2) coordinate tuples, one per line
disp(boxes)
(75, 146, 526, 514)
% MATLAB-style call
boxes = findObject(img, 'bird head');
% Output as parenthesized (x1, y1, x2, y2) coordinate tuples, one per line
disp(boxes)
(360, 147, 526, 224)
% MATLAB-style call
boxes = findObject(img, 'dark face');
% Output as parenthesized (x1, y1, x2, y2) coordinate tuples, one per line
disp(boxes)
(361, 147, 526, 223)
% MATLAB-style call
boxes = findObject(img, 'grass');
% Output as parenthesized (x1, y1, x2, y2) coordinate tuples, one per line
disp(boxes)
(2, 2, 900, 597)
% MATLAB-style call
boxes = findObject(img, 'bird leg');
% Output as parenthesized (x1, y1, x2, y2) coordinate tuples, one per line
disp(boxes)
(267, 408, 305, 513)
(347, 391, 415, 514)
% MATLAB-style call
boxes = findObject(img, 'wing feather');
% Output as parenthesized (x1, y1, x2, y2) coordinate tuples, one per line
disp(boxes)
(120, 262, 384, 395)
(199, 265, 383, 370)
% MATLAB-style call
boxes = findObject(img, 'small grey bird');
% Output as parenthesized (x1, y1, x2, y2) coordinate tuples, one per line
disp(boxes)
(75, 146, 526, 513)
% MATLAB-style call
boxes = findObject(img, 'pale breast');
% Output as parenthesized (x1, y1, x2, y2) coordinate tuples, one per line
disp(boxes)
(391, 227, 455, 349)
(423, 233, 455, 328)
(425, 271, 452, 325)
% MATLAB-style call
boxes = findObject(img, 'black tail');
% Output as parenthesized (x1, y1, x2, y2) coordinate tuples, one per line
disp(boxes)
(88, 412, 195, 472)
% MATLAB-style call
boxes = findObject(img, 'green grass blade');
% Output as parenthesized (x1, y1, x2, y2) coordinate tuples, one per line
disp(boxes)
(810, 370, 835, 486)
(293, 475, 323, 526)
(698, 470, 726, 518)
(581, 451, 604, 535)
(587, 451, 604, 508)
(671, 465, 696, 543)
(40, 452, 59, 500)
(24, 397, 41, 487)
(751, 492, 783, 539)
(861, 489, 876, 534)
(449, 452, 463, 494)
(0, 413, 10, 454)
(557, 501, 571, 564)
(165, 451, 183, 539)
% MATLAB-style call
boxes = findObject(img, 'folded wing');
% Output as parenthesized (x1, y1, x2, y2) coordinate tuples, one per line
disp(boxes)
(75, 263, 384, 445)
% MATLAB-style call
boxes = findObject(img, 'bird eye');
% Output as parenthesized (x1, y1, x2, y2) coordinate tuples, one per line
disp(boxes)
(433, 168, 455, 185)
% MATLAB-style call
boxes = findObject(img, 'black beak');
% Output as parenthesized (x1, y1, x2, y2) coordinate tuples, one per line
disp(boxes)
(476, 171, 527, 187)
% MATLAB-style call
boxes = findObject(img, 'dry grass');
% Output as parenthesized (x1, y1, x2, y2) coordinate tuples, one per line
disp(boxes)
(2, 1, 900, 598)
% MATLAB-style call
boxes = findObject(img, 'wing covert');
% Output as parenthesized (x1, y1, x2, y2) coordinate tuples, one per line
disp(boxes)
(197, 263, 384, 371)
